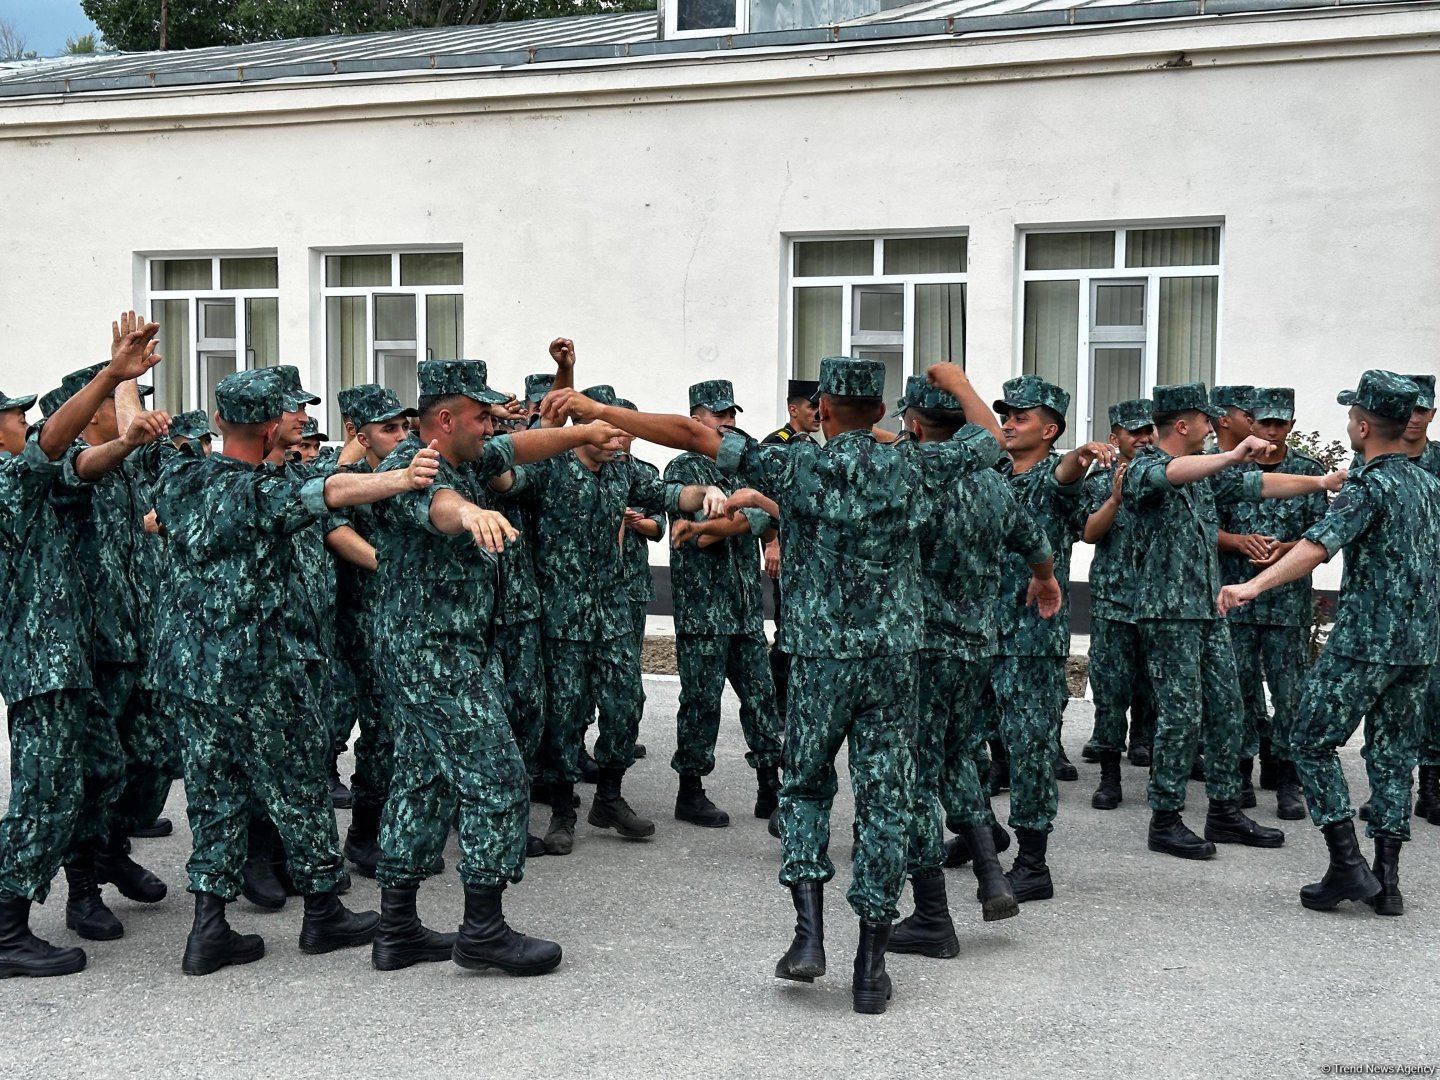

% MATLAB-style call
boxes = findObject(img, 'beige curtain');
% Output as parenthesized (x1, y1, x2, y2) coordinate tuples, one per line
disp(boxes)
(153, 298, 191, 414)
(793, 286, 841, 379)
(914, 283, 965, 369)
(326, 296, 368, 435)
(1127, 227, 1220, 269)
(1157, 276, 1218, 385)
(1025, 232, 1115, 272)
(1022, 280, 1080, 439)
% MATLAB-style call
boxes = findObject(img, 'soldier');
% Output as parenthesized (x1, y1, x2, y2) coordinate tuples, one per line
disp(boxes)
(153, 367, 427, 976)
(521, 373, 554, 428)
(612, 397, 662, 765)
(1081, 398, 1158, 812)
(1125, 382, 1342, 860)
(168, 409, 216, 454)
(1219, 370, 1440, 915)
(1219, 387, 1328, 821)
(889, 376, 1054, 956)
(762, 380, 821, 448)
(296, 417, 327, 465)
(664, 379, 783, 829)
(1210, 385, 1256, 451)
(1398, 374, 1440, 827)
(986, 375, 1115, 902)
(366, 359, 631, 973)
(0, 319, 163, 978)
(545, 358, 1004, 1015)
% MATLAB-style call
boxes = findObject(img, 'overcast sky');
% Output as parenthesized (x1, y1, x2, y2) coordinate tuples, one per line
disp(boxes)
(1, 0, 100, 58)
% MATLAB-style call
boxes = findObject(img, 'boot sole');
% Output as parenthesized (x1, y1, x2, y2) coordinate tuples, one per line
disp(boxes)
(887, 936, 959, 959)
(852, 984, 892, 1014)
(1365, 897, 1404, 916)
(182, 941, 264, 976)
(1276, 807, 1306, 821)
(373, 943, 458, 970)
(981, 894, 1020, 922)
(1148, 838, 1216, 860)
(587, 811, 655, 838)
(675, 811, 730, 829)
(299, 918, 380, 955)
(1204, 828, 1284, 848)
(66, 915, 124, 941)
(452, 947, 562, 976)
(0, 952, 88, 978)
(1091, 796, 1121, 810)
(131, 823, 174, 839)
(775, 958, 826, 982)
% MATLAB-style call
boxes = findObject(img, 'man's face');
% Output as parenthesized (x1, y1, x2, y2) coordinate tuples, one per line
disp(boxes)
(359, 418, 410, 462)
(0, 407, 29, 454)
(448, 396, 495, 462)
(692, 406, 737, 434)
(1253, 417, 1295, 447)
(1000, 408, 1056, 453)
(1218, 407, 1254, 439)
(296, 437, 322, 464)
(278, 406, 308, 447)
(583, 418, 618, 464)
(1180, 413, 1213, 455)
(1346, 406, 1364, 452)
(1112, 425, 1153, 460)
(86, 398, 120, 445)
(789, 398, 819, 433)
(1404, 406, 1436, 448)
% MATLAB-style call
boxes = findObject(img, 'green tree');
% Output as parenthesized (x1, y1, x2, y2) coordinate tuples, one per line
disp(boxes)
(82, 0, 656, 52)
(66, 32, 102, 54)
(1, 15, 40, 60)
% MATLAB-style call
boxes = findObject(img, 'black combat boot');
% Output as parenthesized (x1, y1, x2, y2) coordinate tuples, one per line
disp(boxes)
(1204, 798, 1285, 847)
(966, 825, 1018, 922)
(589, 767, 655, 838)
(852, 921, 893, 1015)
(1148, 810, 1216, 860)
(181, 892, 264, 976)
(942, 821, 1009, 868)
(241, 818, 287, 910)
(371, 887, 459, 970)
(131, 818, 173, 839)
(1005, 827, 1054, 903)
(64, 856, 123, 941)
(754, 766, 781, 819)
(1190, 753, 1207, 783)
(0, 897, 87, 979)
(1238, 758, 1257, 809)
(1274, 760, 1306, 821)
(1300, 819, 1380, 910)
(344, 801, 383, 878)
(298, 892, 380, 955)
(452, 884, 562, 975)
(1363, 835, 1404, 917)
(544, 783, 577, 856)
(1415, 765, 1440, 823)
(887, 875, 958, 958)
(525, 835, 546, 858)
(987, 740, 1010, 795)
(577, 746, 600, 784)
(1091, 751, 1123, 810)
(775, 882, 825, 981)
(675, 774, 729, 828)
(1053, 743, 1078, 783)
(1081, 739, 1101, 763)
(94, 832, 167, 904)
(327, 759, 354, 810)
(632, 742, 647, 759)
(1257, 737, 1278, 790)
(1128, 741, 1152, 768)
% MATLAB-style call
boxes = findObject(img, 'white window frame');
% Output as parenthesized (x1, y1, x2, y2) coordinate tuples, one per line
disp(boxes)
(663, 0, 747, 40)
(1016, 222, 1225, 445)
(143, 252, 280, 413)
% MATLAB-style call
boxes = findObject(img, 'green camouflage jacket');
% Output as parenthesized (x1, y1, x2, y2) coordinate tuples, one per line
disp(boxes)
(1082, 465, 1142, 624)
(273, 459, 344, 660)
(621, 454, 666, 605)
(996, 454, 1086, 657)
(332, 460, 380, 652)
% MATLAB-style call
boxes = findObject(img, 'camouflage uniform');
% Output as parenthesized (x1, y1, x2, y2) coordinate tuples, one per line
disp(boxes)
(718, 357, 1002, 922)
(619, 449, 664, 664)
(665, 437, 781, 779)
(0, 414, 97, 903)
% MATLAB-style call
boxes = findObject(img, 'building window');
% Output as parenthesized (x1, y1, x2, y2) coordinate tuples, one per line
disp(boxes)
(788, 234, 967, 428)
(664, 0, 746, 37)
(1019, 224, 1222, 447)
(321, 250, 463, 436)
(146, 255, 280, 418)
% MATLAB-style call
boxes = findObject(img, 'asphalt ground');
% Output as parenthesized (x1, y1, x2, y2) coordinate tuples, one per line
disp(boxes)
(2, 678, 1437, 1079)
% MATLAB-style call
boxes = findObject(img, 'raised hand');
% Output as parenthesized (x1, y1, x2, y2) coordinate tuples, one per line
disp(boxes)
(111, 310, 148, 362)
(107, 317, 162, 381)
(405, 442, 442, 489)
(548, 337, 576, 370)
(1075, 441, 1117, 470)
(1025, 575, 1063, 619)
(122, 410, 171, 449)
(1110, 460, 1128, 500)
(459, 504, 518, 553)
(925, 361, 969, 393)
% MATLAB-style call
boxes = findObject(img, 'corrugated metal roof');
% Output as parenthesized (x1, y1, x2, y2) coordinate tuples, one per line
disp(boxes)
(0, 0, 1410, 99)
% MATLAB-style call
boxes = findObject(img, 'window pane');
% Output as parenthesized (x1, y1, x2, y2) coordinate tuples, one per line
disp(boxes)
(374, 294, 417, 343)
(792, 287, 842, 380)
(1126, 227, 1220, 268)
(245, 298, 280, 368)
(201, 298, 236, 342)
(854, 287, 903, 334)
(219, 257, 279, 289)
(426, 294, 463, 360)
(400, 252, 463, 287)
(200, 353, 237, 422)
(883, 236, 967, 276)
(677, 0, 737, 31)
(914, 283, 965, 369)
(326, 254, 391, 287)
(151, 258, 212, 291)
(794, 240, 874, 278)
(326, 295, 369, 436)
(1022, 279, 1080, 445)
(854, 349, 904, 432)
(1094, 283, 1145, 328)
(1092, 347, 1144, 435)
(1024, 232, 1115, 271)
(377, 352, 419, 411)
(1157, 276, 1219, 385)
(153, 298, 191, 414)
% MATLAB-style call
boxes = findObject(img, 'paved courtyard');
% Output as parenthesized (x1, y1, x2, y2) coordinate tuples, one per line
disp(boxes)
(3, 677, 1437, 1079)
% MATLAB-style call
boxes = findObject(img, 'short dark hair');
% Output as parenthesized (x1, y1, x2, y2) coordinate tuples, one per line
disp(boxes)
(786, 393, 814, 407)
(1153, 409, 1200, 431)
(1113, 423, 1155, 437)
(909, 405, 966, 441)
(1356, 407, 1406, 441)
(418, 393, 464, 419)
(822, 394, 884, 427)
(1037, 405, 1066, 439)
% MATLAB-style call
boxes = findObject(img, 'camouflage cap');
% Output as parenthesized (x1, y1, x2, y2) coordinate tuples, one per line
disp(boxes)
(581, 384, 618, 407)
(346, 384, 419, 427)
(614, 397, 638, 412)
(39, 388, 69, 417)
(418, 359, 509, 406)
(1108, 398, 1155, 432)
(300, 417, 328, 440)
(59, 362, 154, 401)
(1249, 387, 1296, 422)
(170, 409, 217, 440)
(1209, 384, 1255, 413)
(215, 369, 284, 424)
(1153, 382, 1225, 419)
(1404, 373, 1436, 410)
(689, 379, 743, 413)
(273, 364, 321, 410)
(892, 374, 962, 417)
(818, 357, 885, 399)
(787, 379, 820, 403)
(1336, 370, 1420, 421)
(336, 385, 367, 421)
(0, 385, 38, 414)
(524, 374, 555, 403)
(992, 374, 1070, 424)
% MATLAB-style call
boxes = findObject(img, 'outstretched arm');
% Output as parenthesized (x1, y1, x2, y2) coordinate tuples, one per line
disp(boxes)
(75, 410, 171, 480)
(322, 445, 439, 507)
(537, 338, 577, 428)
(1260, 470, 1347, 499)
(542, 389, 723, 458)
(1217, 539, 1328, 615)
(923, 362, 1003, 443)
(428, 488, 519, 553)
(42, 318, 163, 460)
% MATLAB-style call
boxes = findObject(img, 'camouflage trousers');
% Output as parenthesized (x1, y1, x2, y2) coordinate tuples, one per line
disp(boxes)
(988, 654, 1065, 834)
(539, 633, 643, 785)
(1139, 619, 1243, 811)
(1419, 665, 1440, 768)
(769, 577, 792, 722)
(910, 652, 992, 878)
(339, 629, 393, 813)
(0, 690, 90, 903)
(376, 670, 527, 890)
(495, 618, 546, 776)
(1293, 651, 1428, 841)
(180, 679, 345, 899)
(328, 647, 361, 759)
(96, 661, 178, 838)
(1087, 617, 1157, 754)
(1230, 621, 1309, 762)
(777, 653, 917, 924)
(64, 673, 127, 862)
(672, 631, 782, 776)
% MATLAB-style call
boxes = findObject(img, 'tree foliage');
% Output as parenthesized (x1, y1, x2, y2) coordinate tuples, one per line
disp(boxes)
(81, 0, 657, 51)
(0, 16, 39, 61)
